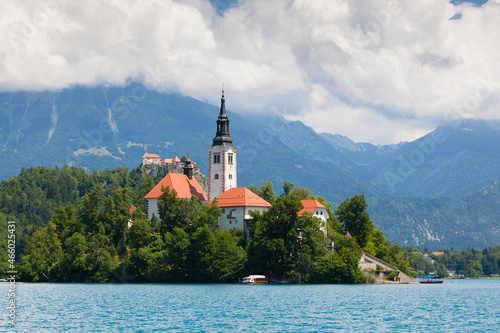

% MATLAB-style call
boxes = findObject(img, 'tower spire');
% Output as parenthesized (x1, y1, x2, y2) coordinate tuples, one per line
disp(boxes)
(212, 89, 233, 147)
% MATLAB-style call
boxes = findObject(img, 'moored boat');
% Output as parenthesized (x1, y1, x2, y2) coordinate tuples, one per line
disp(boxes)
(240, 275, 267, 284)
(420, 275, 443, 284)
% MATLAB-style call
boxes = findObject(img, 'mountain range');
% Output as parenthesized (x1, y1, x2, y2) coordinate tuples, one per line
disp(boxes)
(1, 84, 499, 249)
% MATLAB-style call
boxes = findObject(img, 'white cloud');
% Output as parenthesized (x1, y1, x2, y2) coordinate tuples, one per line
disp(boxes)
(0, 0, 499, 144)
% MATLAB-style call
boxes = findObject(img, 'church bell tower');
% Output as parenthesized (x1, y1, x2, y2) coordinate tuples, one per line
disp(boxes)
(208, 90, 237, 201)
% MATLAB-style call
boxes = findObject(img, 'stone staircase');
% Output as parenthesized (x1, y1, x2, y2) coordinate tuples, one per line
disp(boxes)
(359, 251, 418, 284)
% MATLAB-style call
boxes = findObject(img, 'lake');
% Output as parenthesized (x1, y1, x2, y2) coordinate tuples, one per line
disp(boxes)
(2, 279, 499, 332)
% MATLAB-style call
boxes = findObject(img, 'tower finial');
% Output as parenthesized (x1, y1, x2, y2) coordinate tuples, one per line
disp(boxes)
(220, 88, 226, 116)
(212, 89, 233, 146)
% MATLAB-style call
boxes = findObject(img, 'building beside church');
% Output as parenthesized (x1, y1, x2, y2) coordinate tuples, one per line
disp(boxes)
(215, 187, 272, 234)
(298, 200, 329, 234)
(144, 158, 207, 220)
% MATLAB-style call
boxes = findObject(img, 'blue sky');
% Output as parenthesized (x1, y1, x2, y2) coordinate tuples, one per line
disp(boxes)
(451, 0, 488, 5)
(0, 0, 499, 144)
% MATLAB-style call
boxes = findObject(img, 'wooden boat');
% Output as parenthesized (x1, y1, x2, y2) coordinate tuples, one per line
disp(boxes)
(420, 275, 443, 284)
(240, 275, 267, 284)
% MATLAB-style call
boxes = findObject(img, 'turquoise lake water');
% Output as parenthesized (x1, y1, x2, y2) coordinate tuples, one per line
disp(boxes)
(1, 279, 499, 332)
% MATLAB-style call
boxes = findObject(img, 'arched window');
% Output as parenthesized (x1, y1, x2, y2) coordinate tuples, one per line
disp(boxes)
(214, 174, 219, 179)
(229, 174, 232, 180)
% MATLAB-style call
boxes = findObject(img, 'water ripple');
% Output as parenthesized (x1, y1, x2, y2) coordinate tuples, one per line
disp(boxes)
(1, 280, 499, 332)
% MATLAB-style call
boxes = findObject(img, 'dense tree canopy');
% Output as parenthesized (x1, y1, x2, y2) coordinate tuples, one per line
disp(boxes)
(0, 166, 436, 283)
(406, 246, 500, 278)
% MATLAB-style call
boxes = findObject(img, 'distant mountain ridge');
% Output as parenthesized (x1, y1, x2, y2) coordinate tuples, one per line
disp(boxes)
(1, 84, 500, 249)
(367, 178, 500, 249)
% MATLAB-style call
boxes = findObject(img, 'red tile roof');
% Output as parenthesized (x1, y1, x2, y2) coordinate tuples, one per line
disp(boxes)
(144, 173, 207, 201)
(143, 153, 160, 159)
(129, 205, 137, 215)
(172, 156, 181, 162)
(161, 158, 173, 164)
(431, 251, 445, 256)
(214, 187, 272, 207)
(298, 200, 326, 217)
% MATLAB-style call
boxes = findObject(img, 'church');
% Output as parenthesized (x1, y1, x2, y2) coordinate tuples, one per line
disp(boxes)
(145, 91, 327, 234)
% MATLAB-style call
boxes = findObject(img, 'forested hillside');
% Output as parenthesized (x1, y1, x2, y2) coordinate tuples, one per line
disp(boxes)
(1, 165, 414, 283)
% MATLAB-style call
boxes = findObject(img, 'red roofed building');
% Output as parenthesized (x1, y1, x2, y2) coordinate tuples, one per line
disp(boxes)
(143, 153, 161, 165)
(298, 200, 329, 234)
(161, 156, 183, 165)
(128, 205, 137, 228)
(127, 205, 146, 227)
(144, 160, 207, 220)
(213, 187, 271, 233)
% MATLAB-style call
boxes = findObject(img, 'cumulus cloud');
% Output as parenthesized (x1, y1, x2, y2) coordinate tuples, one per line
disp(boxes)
(0, 0, 499, 144)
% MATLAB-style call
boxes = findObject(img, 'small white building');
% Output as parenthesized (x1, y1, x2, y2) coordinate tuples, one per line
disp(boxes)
(143, 153, 161, 165)
(214, 187, 271, 234)
(298, 200, 329, 235)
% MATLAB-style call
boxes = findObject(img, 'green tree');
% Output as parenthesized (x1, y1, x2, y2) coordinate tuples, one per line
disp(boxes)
(55, 232, 87, 282)
(191, 200, 222, 234)
(78, 186, 105, 234)
(335, 194, 374, 248)
(435, 262, 448, 278)
(51, 204, 83, 244)
(212, 230, 247, 282)
(188, 225, 217, 282)
(307, 236, 364, 284)
(157, 186, 202, 234)
(134, 174, 155, 213)
(84, 235, 118, 282)
(248, 195, 315, 277)
(126, 231, 164, 282)
(289, 187, 312, 200)
(162, 227, 190, 282)
(19, 222, 63, 282)
(111, 188, 132, 246)
(282, 181, 294, 197)
(249, 181, 275, 205)
(128, 219, 151, 250)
